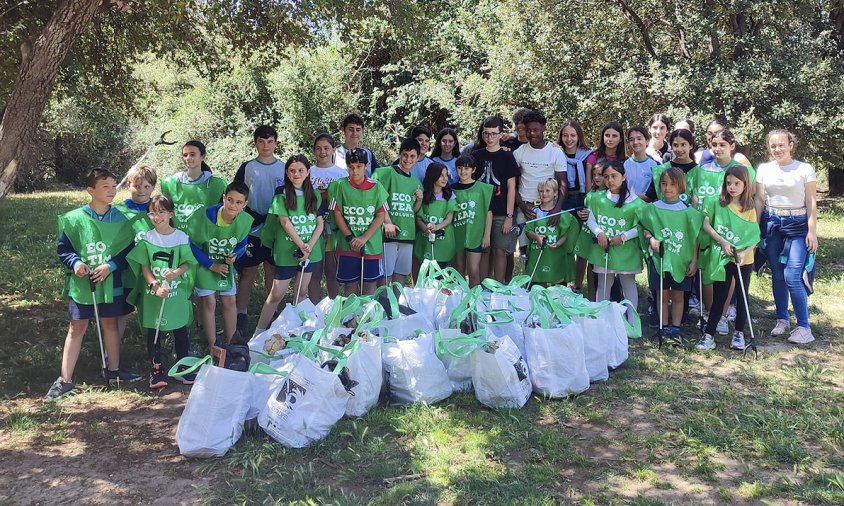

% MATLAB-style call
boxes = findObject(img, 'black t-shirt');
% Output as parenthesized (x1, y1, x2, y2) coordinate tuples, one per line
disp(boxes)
(502, 138, 526, 151)
(645, 160, 698, 201)
(471, 148, 520, 216)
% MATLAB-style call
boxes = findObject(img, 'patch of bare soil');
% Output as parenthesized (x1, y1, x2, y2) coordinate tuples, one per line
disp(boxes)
(0, 387, 210, 506)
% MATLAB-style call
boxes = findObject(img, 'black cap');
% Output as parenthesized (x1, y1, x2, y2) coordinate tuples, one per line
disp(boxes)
(345, 147, 369, 165)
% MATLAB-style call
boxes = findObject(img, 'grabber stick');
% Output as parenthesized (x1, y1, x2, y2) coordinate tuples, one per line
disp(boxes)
(528, 237, 548, 285)
(151, 280, 169, 365)
(733, 251, 758, 359)
(294, 259, 310, 306)
(89, 276, 108, 380)
(117, 131, 177, 189)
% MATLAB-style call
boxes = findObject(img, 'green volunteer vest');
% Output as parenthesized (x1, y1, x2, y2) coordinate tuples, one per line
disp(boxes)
(573, 191, 601, 261)
(161, 175, 227, 232)
(525, 211, 579, 283)
(330, 178, 389, 256)
(187, 208, 253, 291)
(651, 162, 696, 204)
(373, 166, 423, 242)
(701, 203, 761, 284)
(58, 208, 134, 305)
(414, 196, 458, 262)
(637, 203, 703, 283)
(453, 181, 493, 249)
(113, 202, 154, 244)
(126, 238, 197, 330)
(690, 160, 756, 212)
(586, 191, 646, 272)
(262, 191, 324, 267)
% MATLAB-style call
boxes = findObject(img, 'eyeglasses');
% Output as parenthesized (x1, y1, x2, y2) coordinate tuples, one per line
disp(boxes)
(482, 131, 501, 138)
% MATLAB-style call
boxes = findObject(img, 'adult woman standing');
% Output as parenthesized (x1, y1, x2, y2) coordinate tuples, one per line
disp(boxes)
(755, 129, 818, 344)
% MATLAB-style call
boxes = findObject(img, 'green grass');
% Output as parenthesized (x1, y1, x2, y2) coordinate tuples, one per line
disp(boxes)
(1, 191, 844, 504)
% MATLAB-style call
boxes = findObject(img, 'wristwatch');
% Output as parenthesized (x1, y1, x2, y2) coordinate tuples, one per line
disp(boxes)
(505, 213, 514, 218)
(345, 234, 354, 243)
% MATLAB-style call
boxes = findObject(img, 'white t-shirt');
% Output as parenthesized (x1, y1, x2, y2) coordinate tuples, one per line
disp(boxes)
(310, 164, 348, 191)
(757, 160, 816, 209)
(513, 142, 567, 202)
(623, 156, 659, 197)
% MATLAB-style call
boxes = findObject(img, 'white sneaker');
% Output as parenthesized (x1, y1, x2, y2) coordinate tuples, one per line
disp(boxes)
(730, 331, 746, 350)
(696, 334, 716, 351)
(771, 319, 789, 336)
(787, 327, 815, 344)
(716, 317, 729, 335)
(726, 305, 736, 321)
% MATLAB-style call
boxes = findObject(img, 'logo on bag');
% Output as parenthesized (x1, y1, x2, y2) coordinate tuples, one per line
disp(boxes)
(275, 377, 307, 407)
(513, 359, 528, 381)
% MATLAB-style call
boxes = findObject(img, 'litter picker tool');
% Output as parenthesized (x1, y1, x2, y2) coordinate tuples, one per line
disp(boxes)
(733, 250, 758, 359)
(117, 131, 177, 189)
(528, 236, 548, 285)
(294, 259, 311, 306)
(512, 206, 583, 237)
(151, 279, 170, 366)
(89, 276, 108, 381)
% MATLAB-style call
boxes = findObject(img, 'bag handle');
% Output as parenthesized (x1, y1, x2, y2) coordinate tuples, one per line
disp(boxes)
(619, 299, 642, 338)
(477, 309, 515, 325)
(482, 274, 531, 294)
(167, 355, 211, 377)
(324, 295, 363, 327)
(248, 362, 289, 377)
(434, 330, 487, 359)
(448, 285, 484, 328)
(415, 259, 447, 288)
(439, 266, 469, 292)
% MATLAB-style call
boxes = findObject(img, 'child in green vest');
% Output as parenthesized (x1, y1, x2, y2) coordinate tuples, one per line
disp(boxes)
(255, 155, 324, 333)
(46, 169, 141, 401)
(690, 128, 756, 334)
(414, 162, 457, 266)
(373, 138, 423, 285)
(573, 161, 607, 300)
(160, 140, 227, 232)
(585, 160, 646, 314)
(639, 168, 703, 338)
(525, 178, 579, 285)
(697, 165, 760, 351)
(329, 148, 389, 295)
(127, 195, 198, 388)
(188, 182, 253, 347)
(452, 154, 493, 287)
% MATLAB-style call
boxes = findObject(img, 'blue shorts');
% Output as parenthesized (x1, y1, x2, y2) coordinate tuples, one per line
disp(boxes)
(274, 261, 319, 280)
(235, 235, 273, 271)
(336, 256, 385, 283)
(68, 295, 133, 321)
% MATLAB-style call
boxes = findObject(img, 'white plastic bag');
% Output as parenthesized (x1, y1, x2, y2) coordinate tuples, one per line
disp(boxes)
(606, 301, 631, 368)
(482, 313, 527, 359)
(319, 330, 384, 418)
(573, 313, 610, 382)
(381, 333, 453, 404)
(247, 363, 290, 421)
(471, 335, 532, 409)
(435, 329, 486, 392)
(524, 323, 590, 397)
(171, 357, 253, 458)
(258, 354, 351, 448)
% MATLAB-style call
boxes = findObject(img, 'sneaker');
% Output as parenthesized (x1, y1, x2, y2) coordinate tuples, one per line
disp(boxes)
(171, 365, 196, 385)
(787, 327, 815, 344)
(106, 368, 143, 387)
(665, 326, 683, 346)
(730, 331, 746, 350)
(696, 334, 716, 351)
(716, 316, 729, 335)
(726, 305, 737, 322)
(149, 363, 168, 389)
(688, 296, 701, 317)
(44, 377, 74, 401)
(236, 312, 248, 334)
(771, 319, 789, 336)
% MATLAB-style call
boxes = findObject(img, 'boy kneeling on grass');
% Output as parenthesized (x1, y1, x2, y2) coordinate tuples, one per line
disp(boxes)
(46, 169, 142, 401)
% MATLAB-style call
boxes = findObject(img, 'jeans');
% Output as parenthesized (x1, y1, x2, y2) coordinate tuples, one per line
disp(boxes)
(763, 213, 810, 329)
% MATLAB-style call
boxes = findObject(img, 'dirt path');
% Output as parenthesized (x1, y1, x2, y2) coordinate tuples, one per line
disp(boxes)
(0, 387, 209, 506)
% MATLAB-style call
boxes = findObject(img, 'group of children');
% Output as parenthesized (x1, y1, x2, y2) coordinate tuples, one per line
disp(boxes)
(47, 111, 789, 401)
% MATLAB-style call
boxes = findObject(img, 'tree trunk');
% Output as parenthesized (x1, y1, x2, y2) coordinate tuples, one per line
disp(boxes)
(0, 0, 102, 200)
(829, 168, 844, 197)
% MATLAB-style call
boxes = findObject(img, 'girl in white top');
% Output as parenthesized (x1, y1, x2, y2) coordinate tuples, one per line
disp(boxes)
(309, 133, 348, 301)
(754, 129, 818, 344)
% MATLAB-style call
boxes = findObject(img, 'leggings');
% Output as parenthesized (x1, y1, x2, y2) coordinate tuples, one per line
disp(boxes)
(146, 326, 189, 364)
(597, 272, 638, 319)
(705, 263, 752, 335)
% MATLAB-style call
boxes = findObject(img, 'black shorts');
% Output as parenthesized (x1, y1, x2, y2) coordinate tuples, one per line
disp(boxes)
(274, 261, 319, 280)
(465, 245, 485, 254)
(235, 235, 273, 271)
(68, 295, 133, 321)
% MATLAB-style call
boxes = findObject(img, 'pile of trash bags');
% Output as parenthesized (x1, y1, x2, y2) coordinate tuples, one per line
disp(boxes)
(171, 261, 641, 457)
